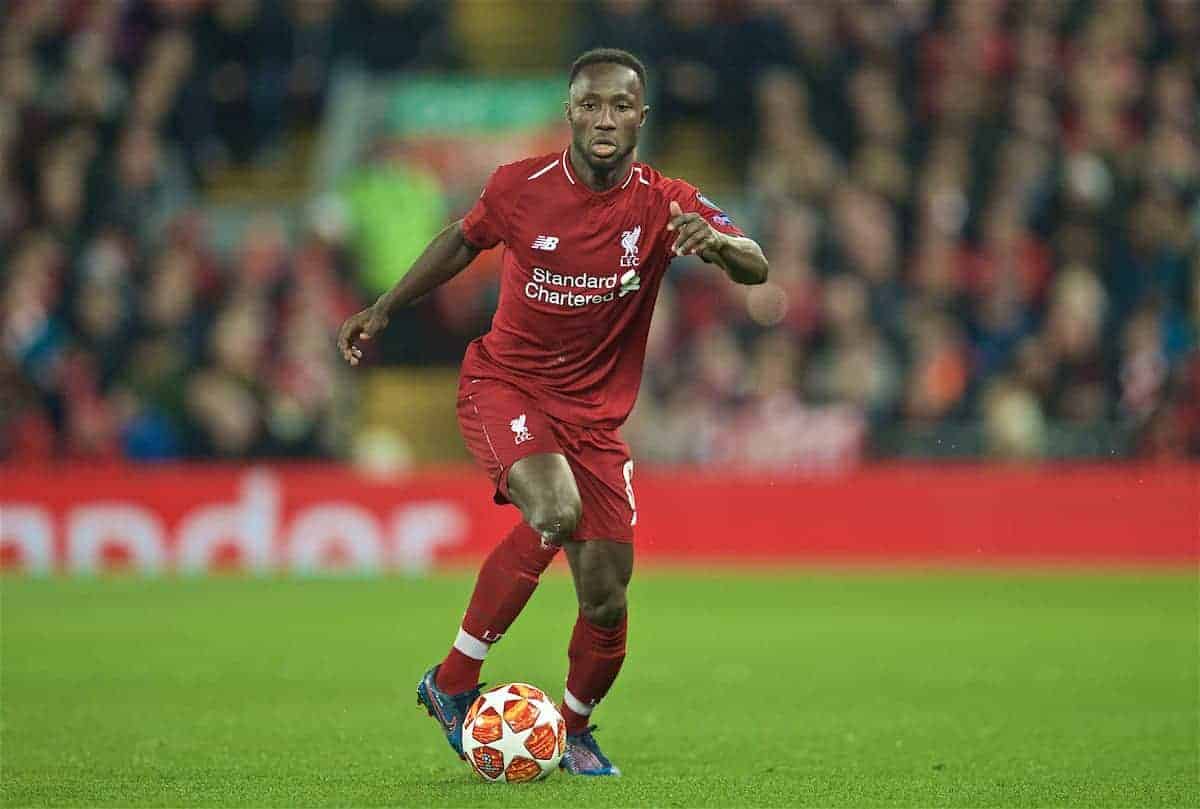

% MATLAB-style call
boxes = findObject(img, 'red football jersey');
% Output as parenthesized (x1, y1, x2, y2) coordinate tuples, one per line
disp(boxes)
(459, 148, 745, 429)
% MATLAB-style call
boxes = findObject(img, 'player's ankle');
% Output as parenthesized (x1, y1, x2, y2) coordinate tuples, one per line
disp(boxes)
(434, 648, 482, 694)
(561, 705, 591, 736)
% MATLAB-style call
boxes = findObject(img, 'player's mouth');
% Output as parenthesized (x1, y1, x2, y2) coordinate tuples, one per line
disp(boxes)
(590, 140, 618, 158)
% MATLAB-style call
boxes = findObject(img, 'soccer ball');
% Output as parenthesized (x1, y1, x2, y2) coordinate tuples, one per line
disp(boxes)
(461, 683, 565, 782)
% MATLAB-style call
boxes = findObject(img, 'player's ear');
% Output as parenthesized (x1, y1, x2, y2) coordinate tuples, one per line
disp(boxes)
(563, 100, 572, 123)
(639, 105, 649, 128)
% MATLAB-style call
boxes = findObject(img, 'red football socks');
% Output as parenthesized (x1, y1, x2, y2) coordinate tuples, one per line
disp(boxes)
(561, 610, 628, 735)
(434, 522, 558, 695)
(435, 646, 482, 696)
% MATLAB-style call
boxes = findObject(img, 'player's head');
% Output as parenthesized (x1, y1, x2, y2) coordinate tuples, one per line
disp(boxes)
(566, 48, 649, 171)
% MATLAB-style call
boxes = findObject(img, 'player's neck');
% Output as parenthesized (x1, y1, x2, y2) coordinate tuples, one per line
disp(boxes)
(568, 144, 633, 192)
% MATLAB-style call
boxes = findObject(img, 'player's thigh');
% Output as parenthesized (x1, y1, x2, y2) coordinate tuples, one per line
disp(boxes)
(563, 539, 633, 619)
(457, 379, 566, 505)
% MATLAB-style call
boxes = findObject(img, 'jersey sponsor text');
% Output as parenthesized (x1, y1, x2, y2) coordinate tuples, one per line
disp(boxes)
(524, 267, 631, 308)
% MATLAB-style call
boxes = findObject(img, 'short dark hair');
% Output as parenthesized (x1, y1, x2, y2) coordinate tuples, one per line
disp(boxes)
(569, 48, 648, 94)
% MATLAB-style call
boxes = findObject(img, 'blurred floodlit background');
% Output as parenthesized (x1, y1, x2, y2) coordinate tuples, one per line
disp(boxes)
(2, 9, 1195, 803)
(2, 0, 1198, 472)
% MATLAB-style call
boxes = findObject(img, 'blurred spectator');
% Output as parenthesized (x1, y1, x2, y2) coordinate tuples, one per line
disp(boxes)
(106, 123, 192, 242)
(339, 140, 446, 298)
(193, 0, 291, 163)
(1042, 265, 1109, 423)
(575, 0, 660, 74)
(983, 377, 1048, 461)
(338, 0, 453, 75)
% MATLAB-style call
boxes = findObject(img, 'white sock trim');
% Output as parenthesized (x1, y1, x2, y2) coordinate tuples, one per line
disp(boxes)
(453, 627, 490, 661)
(563, 688, 594, 716)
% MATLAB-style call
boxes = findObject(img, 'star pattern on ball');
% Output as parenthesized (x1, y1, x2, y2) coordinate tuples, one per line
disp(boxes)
(461, 683, 565, 782)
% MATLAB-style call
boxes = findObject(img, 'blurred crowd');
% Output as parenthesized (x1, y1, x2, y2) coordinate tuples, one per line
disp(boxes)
(1, 0, 395, 461)
(2, 0, 1198, 465)
(601, 0, 1200, 463)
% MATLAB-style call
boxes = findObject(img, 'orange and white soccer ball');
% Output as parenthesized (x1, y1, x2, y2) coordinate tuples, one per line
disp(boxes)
(461, 683, 565, 782)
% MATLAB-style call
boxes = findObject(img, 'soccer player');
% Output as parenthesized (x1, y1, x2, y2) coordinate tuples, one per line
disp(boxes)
(337, 48, 768, 776)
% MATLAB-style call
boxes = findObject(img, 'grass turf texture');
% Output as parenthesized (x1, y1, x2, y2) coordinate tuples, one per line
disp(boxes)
(2, 571, 1196, 808)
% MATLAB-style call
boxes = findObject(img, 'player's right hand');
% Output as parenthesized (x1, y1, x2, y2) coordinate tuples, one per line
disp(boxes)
(337, 305, 389, 366)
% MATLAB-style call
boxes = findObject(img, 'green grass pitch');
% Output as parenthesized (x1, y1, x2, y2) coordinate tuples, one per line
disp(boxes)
(2, 570, 1196, 807)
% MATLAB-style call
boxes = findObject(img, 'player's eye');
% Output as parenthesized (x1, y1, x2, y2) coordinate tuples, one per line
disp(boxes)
(617, 104, 631, 111)
(581, 102, 596, 111)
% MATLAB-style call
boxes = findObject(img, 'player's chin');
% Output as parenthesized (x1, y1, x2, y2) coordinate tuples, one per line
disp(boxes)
(586, 145, 629, 169)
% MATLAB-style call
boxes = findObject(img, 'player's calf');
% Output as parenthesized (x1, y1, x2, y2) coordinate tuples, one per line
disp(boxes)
(578, 592, 626, 628)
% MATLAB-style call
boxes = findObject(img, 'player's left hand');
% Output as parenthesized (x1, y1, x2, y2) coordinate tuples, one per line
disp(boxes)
(667, 200, 725, 258)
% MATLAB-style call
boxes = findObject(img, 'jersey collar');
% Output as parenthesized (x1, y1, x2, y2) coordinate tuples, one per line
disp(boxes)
(561, 148, 638, 199)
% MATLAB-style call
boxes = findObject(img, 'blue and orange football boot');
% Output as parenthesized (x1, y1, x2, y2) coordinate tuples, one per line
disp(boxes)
(560, 725, 622, 776)
(415, 665, 482, 759)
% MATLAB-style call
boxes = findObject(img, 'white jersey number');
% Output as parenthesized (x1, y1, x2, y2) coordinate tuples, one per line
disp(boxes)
(622, 460, 637, 526)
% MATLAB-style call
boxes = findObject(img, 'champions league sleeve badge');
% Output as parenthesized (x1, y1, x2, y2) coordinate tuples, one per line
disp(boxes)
(696, 191, 734, 226)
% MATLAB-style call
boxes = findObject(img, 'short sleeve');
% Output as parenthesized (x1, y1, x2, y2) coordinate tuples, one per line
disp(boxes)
(461, 171, 507, 249)
(671, 184, 745, 239)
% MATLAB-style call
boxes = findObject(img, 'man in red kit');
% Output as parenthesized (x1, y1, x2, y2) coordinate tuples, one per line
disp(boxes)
(337, 48, 768, 776)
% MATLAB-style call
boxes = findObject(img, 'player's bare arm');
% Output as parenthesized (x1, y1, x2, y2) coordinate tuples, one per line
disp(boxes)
(667, 200, 769, 285)
(337, 219, 481, 365)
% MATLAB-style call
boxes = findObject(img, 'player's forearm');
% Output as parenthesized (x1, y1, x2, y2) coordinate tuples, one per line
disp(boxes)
(702, 234, 769, 285)
(374, 220, 481, 315)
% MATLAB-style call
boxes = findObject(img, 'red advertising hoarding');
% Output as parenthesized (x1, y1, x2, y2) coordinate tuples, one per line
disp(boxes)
(1, 464, 1195, 575)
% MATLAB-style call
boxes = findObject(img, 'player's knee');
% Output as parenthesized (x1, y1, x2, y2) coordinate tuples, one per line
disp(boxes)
(580, 591, 626, 627)
(526, 495, 581, 544)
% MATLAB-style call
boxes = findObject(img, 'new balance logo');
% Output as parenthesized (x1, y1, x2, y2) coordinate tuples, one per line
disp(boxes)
(510, 414, 533, 445)
(531, 235, 559, 251)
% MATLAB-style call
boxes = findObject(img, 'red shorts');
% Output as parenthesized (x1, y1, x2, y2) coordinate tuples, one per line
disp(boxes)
(457, 377, 637, 542)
